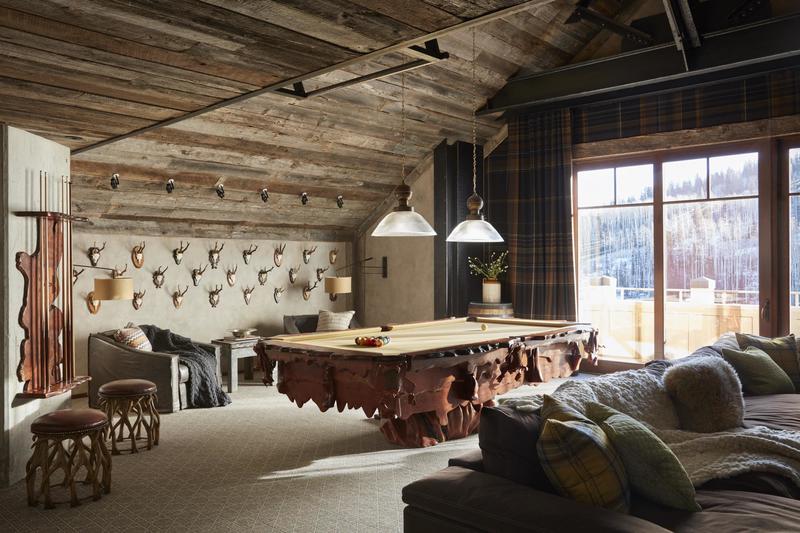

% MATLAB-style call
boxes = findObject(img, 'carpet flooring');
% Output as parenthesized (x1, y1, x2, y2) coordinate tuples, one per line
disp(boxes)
(0, 377, 567, 533)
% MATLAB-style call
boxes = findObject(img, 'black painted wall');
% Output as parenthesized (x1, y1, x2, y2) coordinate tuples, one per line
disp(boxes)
(433, 140, 487, 318)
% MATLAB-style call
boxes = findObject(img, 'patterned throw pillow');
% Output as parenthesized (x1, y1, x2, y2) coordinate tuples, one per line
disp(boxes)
(586, 402, 701, 512)
(316, 310, 355, 332)
(736, 333, 800, 389)
(537, 418, 630, 513)
(113, 325, 152, 351)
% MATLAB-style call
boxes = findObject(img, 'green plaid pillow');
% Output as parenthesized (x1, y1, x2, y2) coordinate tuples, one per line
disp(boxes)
(537, 418, 630, 513)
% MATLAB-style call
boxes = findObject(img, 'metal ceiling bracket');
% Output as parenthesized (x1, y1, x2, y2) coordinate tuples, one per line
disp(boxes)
(406, 39, 450, 61)
(276, 82, 308, 99)
(566, 5, 653, 47)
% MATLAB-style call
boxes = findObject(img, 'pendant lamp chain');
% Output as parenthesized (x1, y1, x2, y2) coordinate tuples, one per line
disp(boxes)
(401, 72, 406, 183)
(471, 28, 478, 196)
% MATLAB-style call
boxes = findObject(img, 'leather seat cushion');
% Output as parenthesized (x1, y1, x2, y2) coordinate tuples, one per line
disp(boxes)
(99, 378, 157, 397)
(179, 364, 189, 384)
(32, 408, 107, 435)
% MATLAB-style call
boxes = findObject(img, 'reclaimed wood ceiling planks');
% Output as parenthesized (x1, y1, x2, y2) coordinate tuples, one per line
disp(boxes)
(0, 0, 622, 239)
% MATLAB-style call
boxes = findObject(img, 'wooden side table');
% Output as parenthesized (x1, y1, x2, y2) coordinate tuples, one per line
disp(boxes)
(212, 337, 261, 393)
(467, 302, 514, 319)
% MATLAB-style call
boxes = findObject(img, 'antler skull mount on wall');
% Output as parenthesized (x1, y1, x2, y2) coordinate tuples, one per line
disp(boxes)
(258, 266, 274, 286)
(87, 242, 106, 267)
(132, 289, 146, 310)
(302, 246, 317, 264)
(173, 241, 190, 265)
(209, 242, 224, 269)
(191, 264, 208, 287)
(242, 244, 258, 265)
(173, 285, 189, 309)
(131, 242, 146, 268)
(209, 285, 223, 308)
(152, 265, 168, 288)
(274, 243, 286, 267)
(226, 265, 238, 287)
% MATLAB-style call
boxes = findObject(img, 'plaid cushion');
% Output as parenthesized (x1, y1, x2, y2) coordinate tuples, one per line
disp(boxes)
(537, 419, 630, 513)
(113, 325, 152, 351)
(316, 310, 354, 332)
(736, 333, 800, 389)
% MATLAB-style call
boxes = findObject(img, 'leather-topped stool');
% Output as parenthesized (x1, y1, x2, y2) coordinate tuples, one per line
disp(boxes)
(98, 379, 160, 454)
(26, 408, 111, 508)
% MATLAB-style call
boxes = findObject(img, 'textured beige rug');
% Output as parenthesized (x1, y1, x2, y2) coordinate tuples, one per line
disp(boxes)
(0, 378, 565, 532)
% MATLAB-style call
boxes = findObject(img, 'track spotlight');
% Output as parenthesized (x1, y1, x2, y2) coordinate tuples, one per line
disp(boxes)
(336, 195, 344, 209)
(301, 192, 309, 205)
(216, 184, 225, 199)
(166, 178, 175, 194)
(261, 188, 269, 203)
(110, 173, 120, 190)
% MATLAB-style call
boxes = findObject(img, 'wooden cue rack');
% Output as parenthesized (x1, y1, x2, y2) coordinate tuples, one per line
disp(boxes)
(14, 172, 89, 398)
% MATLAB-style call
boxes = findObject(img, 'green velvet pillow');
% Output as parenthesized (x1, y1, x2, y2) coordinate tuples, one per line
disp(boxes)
(722, 346, 796, 395)
(736, 333, 800, 389)
(586, 403, 701, 512)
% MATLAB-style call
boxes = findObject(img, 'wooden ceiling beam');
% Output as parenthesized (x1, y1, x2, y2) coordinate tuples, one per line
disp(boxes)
(71, 0, 554, 155)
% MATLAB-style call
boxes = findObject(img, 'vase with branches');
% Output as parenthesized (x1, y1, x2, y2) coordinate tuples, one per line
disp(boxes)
(468, 251, 508, 303)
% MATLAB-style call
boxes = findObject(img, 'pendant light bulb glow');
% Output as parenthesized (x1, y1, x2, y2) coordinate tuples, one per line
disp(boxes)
(371, 73, 436, 238)
(446, 28, 503, 244)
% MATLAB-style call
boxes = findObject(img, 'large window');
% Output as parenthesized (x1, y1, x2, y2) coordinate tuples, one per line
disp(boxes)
(790, 148, 800, 335)
(576, 147, 762, 363)
(577, 164, 654, 361)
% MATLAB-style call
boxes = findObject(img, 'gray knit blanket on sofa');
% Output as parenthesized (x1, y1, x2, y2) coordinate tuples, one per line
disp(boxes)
(502, 361, 800, 488)
(140, 325, 231, 409)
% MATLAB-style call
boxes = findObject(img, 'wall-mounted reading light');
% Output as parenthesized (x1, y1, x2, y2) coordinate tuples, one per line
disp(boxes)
(110, 173, 120, 190)
(301, 192, 309, 205)
(336, 195, 344, 209)
(216, 184, 225, 199)
(261, 188, 269, 203)
(166, 179, 175, 194)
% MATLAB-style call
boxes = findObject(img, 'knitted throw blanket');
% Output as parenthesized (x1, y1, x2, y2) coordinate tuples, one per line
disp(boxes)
(502, 369, 800, 488)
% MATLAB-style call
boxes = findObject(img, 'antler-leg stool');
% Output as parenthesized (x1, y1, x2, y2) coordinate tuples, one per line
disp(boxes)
(26, 408, 111, 508)
(98, 379, 160, 454)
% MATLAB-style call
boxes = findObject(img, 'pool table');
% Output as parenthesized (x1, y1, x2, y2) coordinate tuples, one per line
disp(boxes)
(256, 317, 597, 447)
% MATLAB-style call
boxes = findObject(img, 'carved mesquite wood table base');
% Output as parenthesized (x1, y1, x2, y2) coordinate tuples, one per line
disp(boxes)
(257, 317, 597, 447)
(26, 409, 111, 509)
(98, 379, 160, 455)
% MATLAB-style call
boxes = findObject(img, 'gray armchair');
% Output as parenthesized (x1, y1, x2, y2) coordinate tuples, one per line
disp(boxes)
(283, 313, 360, 334)
(88, 330, 221, 413)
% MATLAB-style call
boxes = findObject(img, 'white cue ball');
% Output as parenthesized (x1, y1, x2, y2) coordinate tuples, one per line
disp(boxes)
(480, 323, 488, 331)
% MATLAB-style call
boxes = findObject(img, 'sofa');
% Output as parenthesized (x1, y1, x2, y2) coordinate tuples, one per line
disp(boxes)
(403, 336, 800, 532)
(88, 330, 221, 413)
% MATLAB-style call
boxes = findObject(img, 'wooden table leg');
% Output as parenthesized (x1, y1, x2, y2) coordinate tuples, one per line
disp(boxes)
(228, 352, 238, 393)
(379, 403, 484, 447)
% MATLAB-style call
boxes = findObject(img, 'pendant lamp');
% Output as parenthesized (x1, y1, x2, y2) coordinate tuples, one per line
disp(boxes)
(446, 29, 503, 243)
(372, 73, 436, 237)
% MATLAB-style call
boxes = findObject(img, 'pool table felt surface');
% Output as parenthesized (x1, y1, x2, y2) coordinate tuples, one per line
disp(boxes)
(266, 317, 589, 357)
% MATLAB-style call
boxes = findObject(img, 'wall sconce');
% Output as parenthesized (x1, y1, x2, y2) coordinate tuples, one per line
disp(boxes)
(110, 173, 120, 190)
(216, 184, 225, 199)
(301, 192, 309, 205)
(336, 195, 344, 208)
(324, 276, 352, 302)
(86, 276, 134, 315)
(166, 179, 175, 193)
(261, 188, 269, 203)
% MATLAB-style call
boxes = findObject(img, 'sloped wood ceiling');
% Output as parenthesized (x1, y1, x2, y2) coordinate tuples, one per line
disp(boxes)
(0, 0, 625, 240)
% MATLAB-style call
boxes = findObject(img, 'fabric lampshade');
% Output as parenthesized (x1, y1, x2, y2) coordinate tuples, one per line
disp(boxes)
(324, 276, 352, 295)
(93, 277, 134, 300)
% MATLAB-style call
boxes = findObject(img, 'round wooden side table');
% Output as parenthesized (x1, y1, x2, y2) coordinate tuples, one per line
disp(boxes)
(98, 379, 160, 455)
(26, 408, 111, 508)
(467, 302, 514, 319)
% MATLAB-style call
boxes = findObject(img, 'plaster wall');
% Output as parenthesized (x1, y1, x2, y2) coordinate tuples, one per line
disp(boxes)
(71, 233, 351, 386)
(1, 126, 71, 486)
(361, 164, 435, 326)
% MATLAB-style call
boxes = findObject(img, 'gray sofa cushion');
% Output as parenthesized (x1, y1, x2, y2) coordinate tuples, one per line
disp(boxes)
(478, 405, 553, 492)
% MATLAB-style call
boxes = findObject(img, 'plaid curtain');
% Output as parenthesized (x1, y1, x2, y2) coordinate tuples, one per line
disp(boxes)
(486, 109, 576, 320)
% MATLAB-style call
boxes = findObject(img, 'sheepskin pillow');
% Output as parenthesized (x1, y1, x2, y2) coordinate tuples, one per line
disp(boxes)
(663, 357, 744, 432)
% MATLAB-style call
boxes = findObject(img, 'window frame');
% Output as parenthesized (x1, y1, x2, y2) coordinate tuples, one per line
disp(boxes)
(572, 140, 771, 363)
